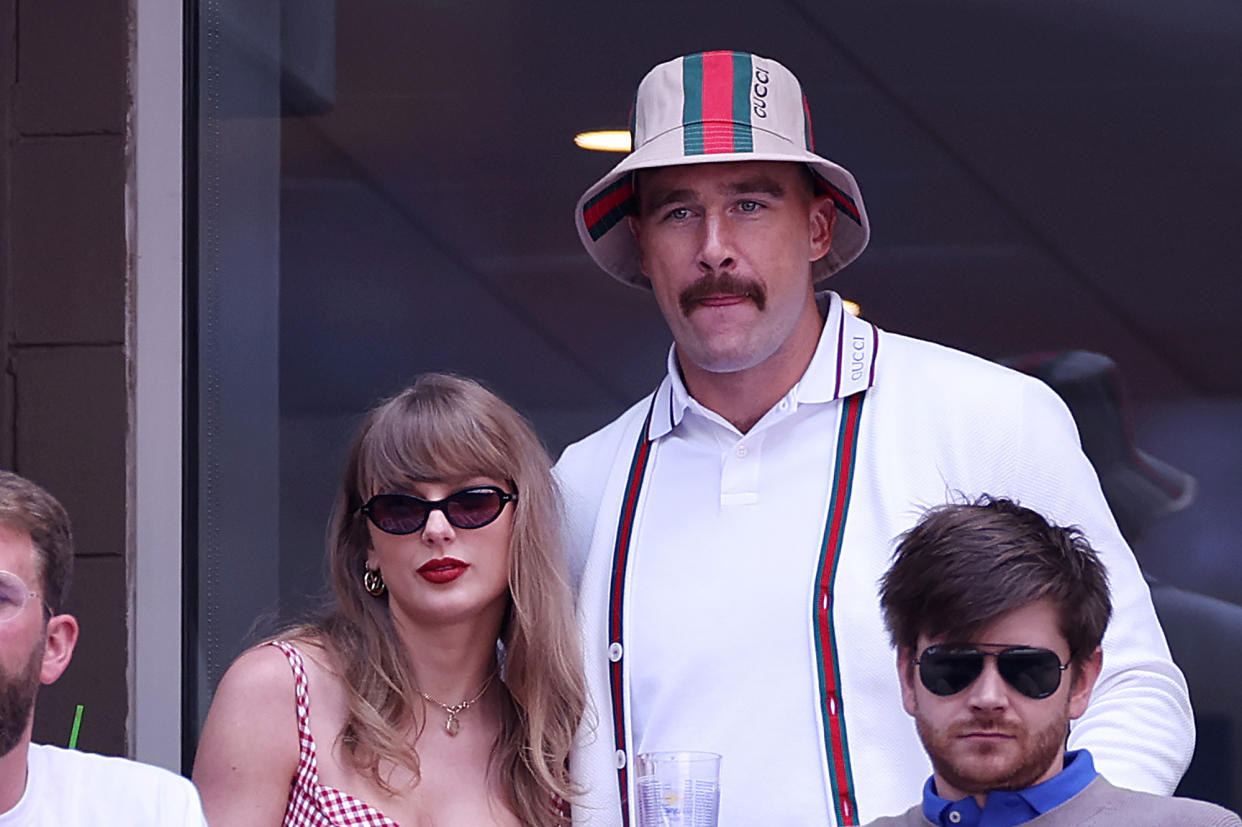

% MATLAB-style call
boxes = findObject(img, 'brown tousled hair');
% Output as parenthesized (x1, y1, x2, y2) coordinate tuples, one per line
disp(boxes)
(287, 373, 584, 825)
(879, 496, 1111, 665)
(0, 470, 74, 613)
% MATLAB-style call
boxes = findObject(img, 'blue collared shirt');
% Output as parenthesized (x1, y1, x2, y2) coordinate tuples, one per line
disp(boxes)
(921, 750, 1098, 827)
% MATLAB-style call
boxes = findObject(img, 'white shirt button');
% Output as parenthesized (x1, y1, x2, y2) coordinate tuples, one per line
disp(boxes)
(735, 445, 749, 459)
(615, 749, 627, 769)
(608, 642, 623, 662)
(949, 811, 962, 823)
(779, 399, 790, 411)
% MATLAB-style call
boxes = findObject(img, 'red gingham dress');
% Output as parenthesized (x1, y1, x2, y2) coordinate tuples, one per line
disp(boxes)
(271, 640, 401, 827)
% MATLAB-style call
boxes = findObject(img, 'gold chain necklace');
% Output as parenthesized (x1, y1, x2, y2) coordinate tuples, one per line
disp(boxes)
(417, 670, 496, 737)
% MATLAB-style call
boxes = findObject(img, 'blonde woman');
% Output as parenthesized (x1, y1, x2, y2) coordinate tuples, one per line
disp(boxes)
(194, 374, 585, 826)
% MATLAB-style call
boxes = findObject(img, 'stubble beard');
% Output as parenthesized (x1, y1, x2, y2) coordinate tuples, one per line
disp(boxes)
(0, 642, 44, 758)
(919, 708, 1069, 796)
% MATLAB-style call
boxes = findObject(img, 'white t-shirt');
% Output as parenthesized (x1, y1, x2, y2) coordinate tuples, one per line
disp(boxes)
(0, 744, 207, 826)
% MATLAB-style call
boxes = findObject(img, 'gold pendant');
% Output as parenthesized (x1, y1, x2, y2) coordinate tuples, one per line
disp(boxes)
(445, 715, 460, 737)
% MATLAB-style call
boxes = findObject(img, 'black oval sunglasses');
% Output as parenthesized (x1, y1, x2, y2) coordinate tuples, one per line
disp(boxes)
(359, 485, 517, 535)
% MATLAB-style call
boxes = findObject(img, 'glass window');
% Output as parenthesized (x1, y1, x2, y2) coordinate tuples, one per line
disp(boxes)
(190, 1, 1241, 804)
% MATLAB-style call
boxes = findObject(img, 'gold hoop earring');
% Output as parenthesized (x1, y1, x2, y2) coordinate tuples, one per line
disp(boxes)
(363, 567, 386, 597)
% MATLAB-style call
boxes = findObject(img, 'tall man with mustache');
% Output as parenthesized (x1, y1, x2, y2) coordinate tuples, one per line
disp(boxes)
(868, 497, 1238, 826)
(556, 52, 1191, 826)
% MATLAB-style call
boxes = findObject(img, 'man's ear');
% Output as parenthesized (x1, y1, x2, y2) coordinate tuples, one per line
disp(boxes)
(897, 648, 918, 717)
(1067, 646, 1102, 720)
(808, 196, 836, 263)
(40, 613, 79, 685)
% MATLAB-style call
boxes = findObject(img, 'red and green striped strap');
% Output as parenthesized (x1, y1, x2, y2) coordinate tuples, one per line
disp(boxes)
(606, 399, 657, 825)
(682, 50, 755, 155)
(606, 390, 866, 825)
(813, 392, 866, 824)
(583, 176, 636, 242)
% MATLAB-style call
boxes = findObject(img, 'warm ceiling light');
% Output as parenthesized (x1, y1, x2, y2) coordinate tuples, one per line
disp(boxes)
(574, 131, 632, 152)
(842, 299, 861, 317)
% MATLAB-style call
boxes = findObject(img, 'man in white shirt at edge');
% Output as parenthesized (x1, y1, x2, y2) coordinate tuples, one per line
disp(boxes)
(555, 51, 1192, 826)
(0, 469, 207, 825)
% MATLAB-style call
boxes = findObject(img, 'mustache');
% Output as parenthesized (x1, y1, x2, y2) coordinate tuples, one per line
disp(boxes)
(678, 272, 766, 315)
(951, 716, 1019, 737)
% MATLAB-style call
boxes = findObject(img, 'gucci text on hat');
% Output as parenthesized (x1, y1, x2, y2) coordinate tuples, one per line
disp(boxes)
(575, 50, 871, 289)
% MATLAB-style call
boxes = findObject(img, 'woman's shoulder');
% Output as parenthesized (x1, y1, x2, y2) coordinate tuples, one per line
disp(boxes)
(207, 644, 299, 728)
(209, 636, 331, 709)
(194, 642, 313, 824)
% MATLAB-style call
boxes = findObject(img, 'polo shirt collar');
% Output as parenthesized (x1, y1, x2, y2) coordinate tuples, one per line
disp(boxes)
(1018, 749, 1097, 814)
(647, 290, 878, 440)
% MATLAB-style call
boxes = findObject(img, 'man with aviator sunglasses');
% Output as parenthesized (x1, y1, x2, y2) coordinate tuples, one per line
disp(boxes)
(868, 497, 1239, 826)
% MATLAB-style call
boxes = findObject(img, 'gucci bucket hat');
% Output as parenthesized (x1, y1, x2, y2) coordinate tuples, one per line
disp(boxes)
(575, 50, 870, 290)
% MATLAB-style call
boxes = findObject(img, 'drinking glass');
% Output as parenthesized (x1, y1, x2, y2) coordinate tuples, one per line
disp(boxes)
(634, 750, 721, 827)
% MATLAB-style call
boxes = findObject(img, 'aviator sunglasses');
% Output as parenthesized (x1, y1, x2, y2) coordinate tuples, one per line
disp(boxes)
(359, 485, 517, 535)
(915, 644, 1070, 700)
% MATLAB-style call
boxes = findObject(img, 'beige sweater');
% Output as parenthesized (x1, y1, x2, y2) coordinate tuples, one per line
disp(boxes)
(863, 776, 1241, 827)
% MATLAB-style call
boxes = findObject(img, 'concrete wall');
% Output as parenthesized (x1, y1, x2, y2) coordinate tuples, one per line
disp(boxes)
(1, 0, 130, 756)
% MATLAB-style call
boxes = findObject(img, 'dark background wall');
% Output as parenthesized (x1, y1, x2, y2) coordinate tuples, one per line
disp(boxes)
(0, 0, 130, 757)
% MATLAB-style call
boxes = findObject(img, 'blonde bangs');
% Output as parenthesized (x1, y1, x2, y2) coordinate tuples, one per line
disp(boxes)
(353, 381, 516, 500)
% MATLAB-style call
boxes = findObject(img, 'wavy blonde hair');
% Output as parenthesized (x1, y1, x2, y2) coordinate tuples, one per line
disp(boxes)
(290, 373, 584, 825)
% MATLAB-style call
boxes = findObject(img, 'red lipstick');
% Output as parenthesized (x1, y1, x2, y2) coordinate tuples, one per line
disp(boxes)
(418, 557, 469, 584)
